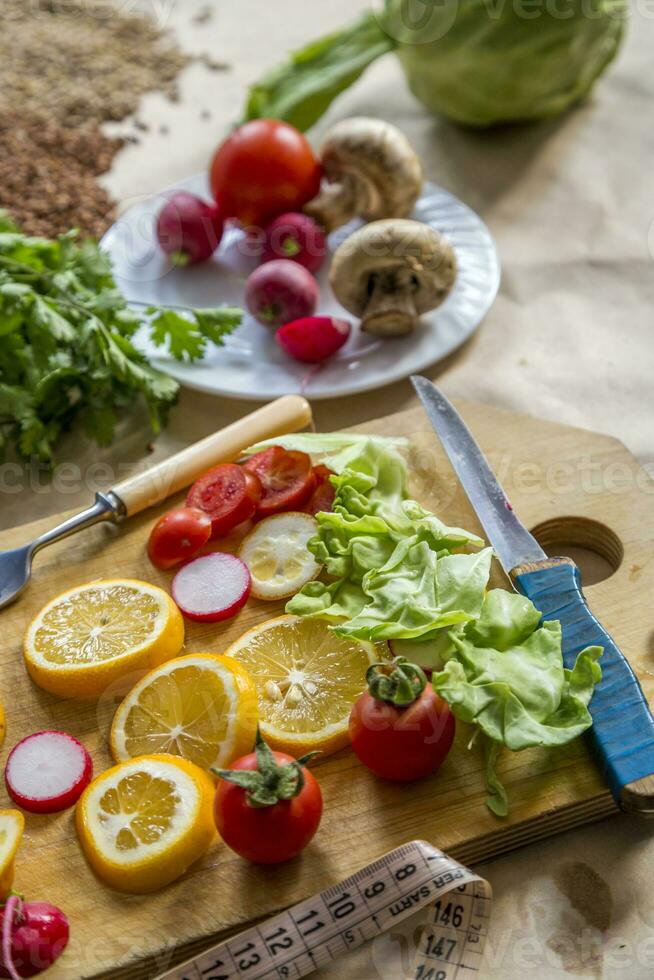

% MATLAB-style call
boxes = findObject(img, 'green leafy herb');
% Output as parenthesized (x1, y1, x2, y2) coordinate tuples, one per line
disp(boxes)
(0, 213, 242, 462)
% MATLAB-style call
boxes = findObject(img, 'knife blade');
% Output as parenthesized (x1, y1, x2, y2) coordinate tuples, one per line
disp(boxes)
(411, 375, 546, 573)
(411, 374, 654, 817)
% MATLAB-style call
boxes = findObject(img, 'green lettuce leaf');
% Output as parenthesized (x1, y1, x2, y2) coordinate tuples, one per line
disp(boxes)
(434, 614, 602, 750)
(333, 543, 493, 641)
(244, 432, 408, 478)
(267, 433, 603, 818)
(275, 433, 489, 642)
(462, 588, 542, 651)
(431, 590, 603, 814)
(482, 738, 509, 818)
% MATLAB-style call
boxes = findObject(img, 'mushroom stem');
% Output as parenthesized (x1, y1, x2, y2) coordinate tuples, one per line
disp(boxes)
(304, 178, 359, 233)
(361, 275, 418, 337)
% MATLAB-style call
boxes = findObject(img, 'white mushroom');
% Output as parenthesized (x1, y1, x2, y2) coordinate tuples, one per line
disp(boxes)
(329, 219, 457, 338)
(304, 118, 423, 233)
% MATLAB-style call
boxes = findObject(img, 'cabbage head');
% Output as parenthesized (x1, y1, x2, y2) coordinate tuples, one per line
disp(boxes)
(244, 0, 627, 129)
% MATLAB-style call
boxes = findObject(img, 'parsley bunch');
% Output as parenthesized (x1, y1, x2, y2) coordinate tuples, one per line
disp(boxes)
(0, 213, 242, 462)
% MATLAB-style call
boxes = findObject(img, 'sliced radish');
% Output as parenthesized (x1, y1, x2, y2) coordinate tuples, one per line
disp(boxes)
(5, 732, 93, 814)
(171, 552, 251, 622)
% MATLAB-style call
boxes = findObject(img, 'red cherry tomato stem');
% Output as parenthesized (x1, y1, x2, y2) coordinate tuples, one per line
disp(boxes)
(349, 669, 455, 783)
(212, 729, 316, 808)
(213, 732, 323, 864)
(366, 657, 428, 706)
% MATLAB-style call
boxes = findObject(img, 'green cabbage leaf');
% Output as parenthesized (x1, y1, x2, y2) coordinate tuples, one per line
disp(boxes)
(244, 1, 626, 130)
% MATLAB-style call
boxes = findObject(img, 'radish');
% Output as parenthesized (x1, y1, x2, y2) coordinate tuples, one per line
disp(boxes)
(0, 896, 69, 979)
(245, 260, 318, 329)
(276, 316, 351, 363)
(262, 212, 327, 273)
(5, 733, 93, 815)
(156, 191, 224, 266)
(171, 553, 251, 623)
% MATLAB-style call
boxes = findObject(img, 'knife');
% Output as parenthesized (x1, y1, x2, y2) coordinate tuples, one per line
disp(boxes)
(412, 375, 654, 816)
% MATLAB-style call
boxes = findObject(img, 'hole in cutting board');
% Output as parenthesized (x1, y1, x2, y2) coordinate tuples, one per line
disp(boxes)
(530, 516, 623, 586)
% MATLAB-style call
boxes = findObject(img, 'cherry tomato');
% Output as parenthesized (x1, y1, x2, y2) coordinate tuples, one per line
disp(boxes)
(147, 507, 212, 570)
(349, 659, 456, 782)
(186, 463, 258, 538)
(243, 446, 315, 517)
(304, 464, 336, 516)
(213, 737, 323, 864)
(210, 120, 322, 228)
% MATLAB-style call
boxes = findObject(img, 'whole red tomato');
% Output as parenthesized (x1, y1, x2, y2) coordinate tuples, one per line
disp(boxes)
(210, 120, 322, 228)
(147, 506, 212, 569)
(349, 658, 455, 782)
(213, 732, 322, 864)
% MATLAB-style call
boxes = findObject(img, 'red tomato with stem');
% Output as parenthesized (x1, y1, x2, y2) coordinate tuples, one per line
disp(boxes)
(349, 658, 455, 782)
(210, 120, 322, 228)
(213, 731, 322, 864)
(147, 506, 212, 570)
(186, 463, 261, 538)
(243, 446, 315, 517)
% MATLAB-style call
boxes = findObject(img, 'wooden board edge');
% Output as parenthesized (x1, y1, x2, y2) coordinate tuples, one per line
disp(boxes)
(90, 793, 618, 980)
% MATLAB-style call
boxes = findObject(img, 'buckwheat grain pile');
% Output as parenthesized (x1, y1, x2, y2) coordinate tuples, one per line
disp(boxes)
(0, 0, 191, 237)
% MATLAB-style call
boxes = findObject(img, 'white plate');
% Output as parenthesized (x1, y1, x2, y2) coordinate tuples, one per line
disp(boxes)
(101, 175, 500, 401)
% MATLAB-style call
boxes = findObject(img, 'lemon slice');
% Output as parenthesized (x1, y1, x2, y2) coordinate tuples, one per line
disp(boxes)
(0, 809, 24, 899)
(110, 654, 258, 772)
(76, 754, 216, 893)
(24, 579, 184, 699)
(226, 615, 379, 757)
(239, 512, 320, 600)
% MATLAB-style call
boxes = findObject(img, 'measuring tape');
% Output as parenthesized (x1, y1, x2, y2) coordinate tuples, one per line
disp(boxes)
(157, 841, 492, 980)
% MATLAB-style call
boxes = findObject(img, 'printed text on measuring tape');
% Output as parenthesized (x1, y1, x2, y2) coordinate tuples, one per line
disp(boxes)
(157, 840, 492, 980)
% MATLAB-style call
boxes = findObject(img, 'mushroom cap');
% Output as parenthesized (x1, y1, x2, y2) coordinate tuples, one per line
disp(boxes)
(330, 219, 458, 318)
(319, 118, 423, 220)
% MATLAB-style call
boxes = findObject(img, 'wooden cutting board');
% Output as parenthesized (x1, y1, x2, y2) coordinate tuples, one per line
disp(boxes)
(1, 400, 652, 980)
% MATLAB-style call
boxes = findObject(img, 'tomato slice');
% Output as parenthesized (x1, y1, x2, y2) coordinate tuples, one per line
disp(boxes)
(243, 447, 315, 517)
(243, 467, 263, 507)
(186, 463, 257, 538)
(304, 465, 336, 516)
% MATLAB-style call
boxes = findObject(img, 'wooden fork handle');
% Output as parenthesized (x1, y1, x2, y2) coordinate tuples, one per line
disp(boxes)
(111, 396, 312, 516)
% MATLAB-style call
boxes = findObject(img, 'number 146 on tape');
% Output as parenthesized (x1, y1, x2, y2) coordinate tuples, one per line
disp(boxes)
(156, 840, 492, 980)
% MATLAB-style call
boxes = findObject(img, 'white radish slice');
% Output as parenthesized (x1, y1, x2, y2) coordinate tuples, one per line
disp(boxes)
(239, 512, 320, 600)
(172, 552, 251, 622)
(5, 731, 93, 814)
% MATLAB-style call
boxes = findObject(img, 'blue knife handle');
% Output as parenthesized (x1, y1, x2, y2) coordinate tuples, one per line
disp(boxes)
(513, 557, 654, 815)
